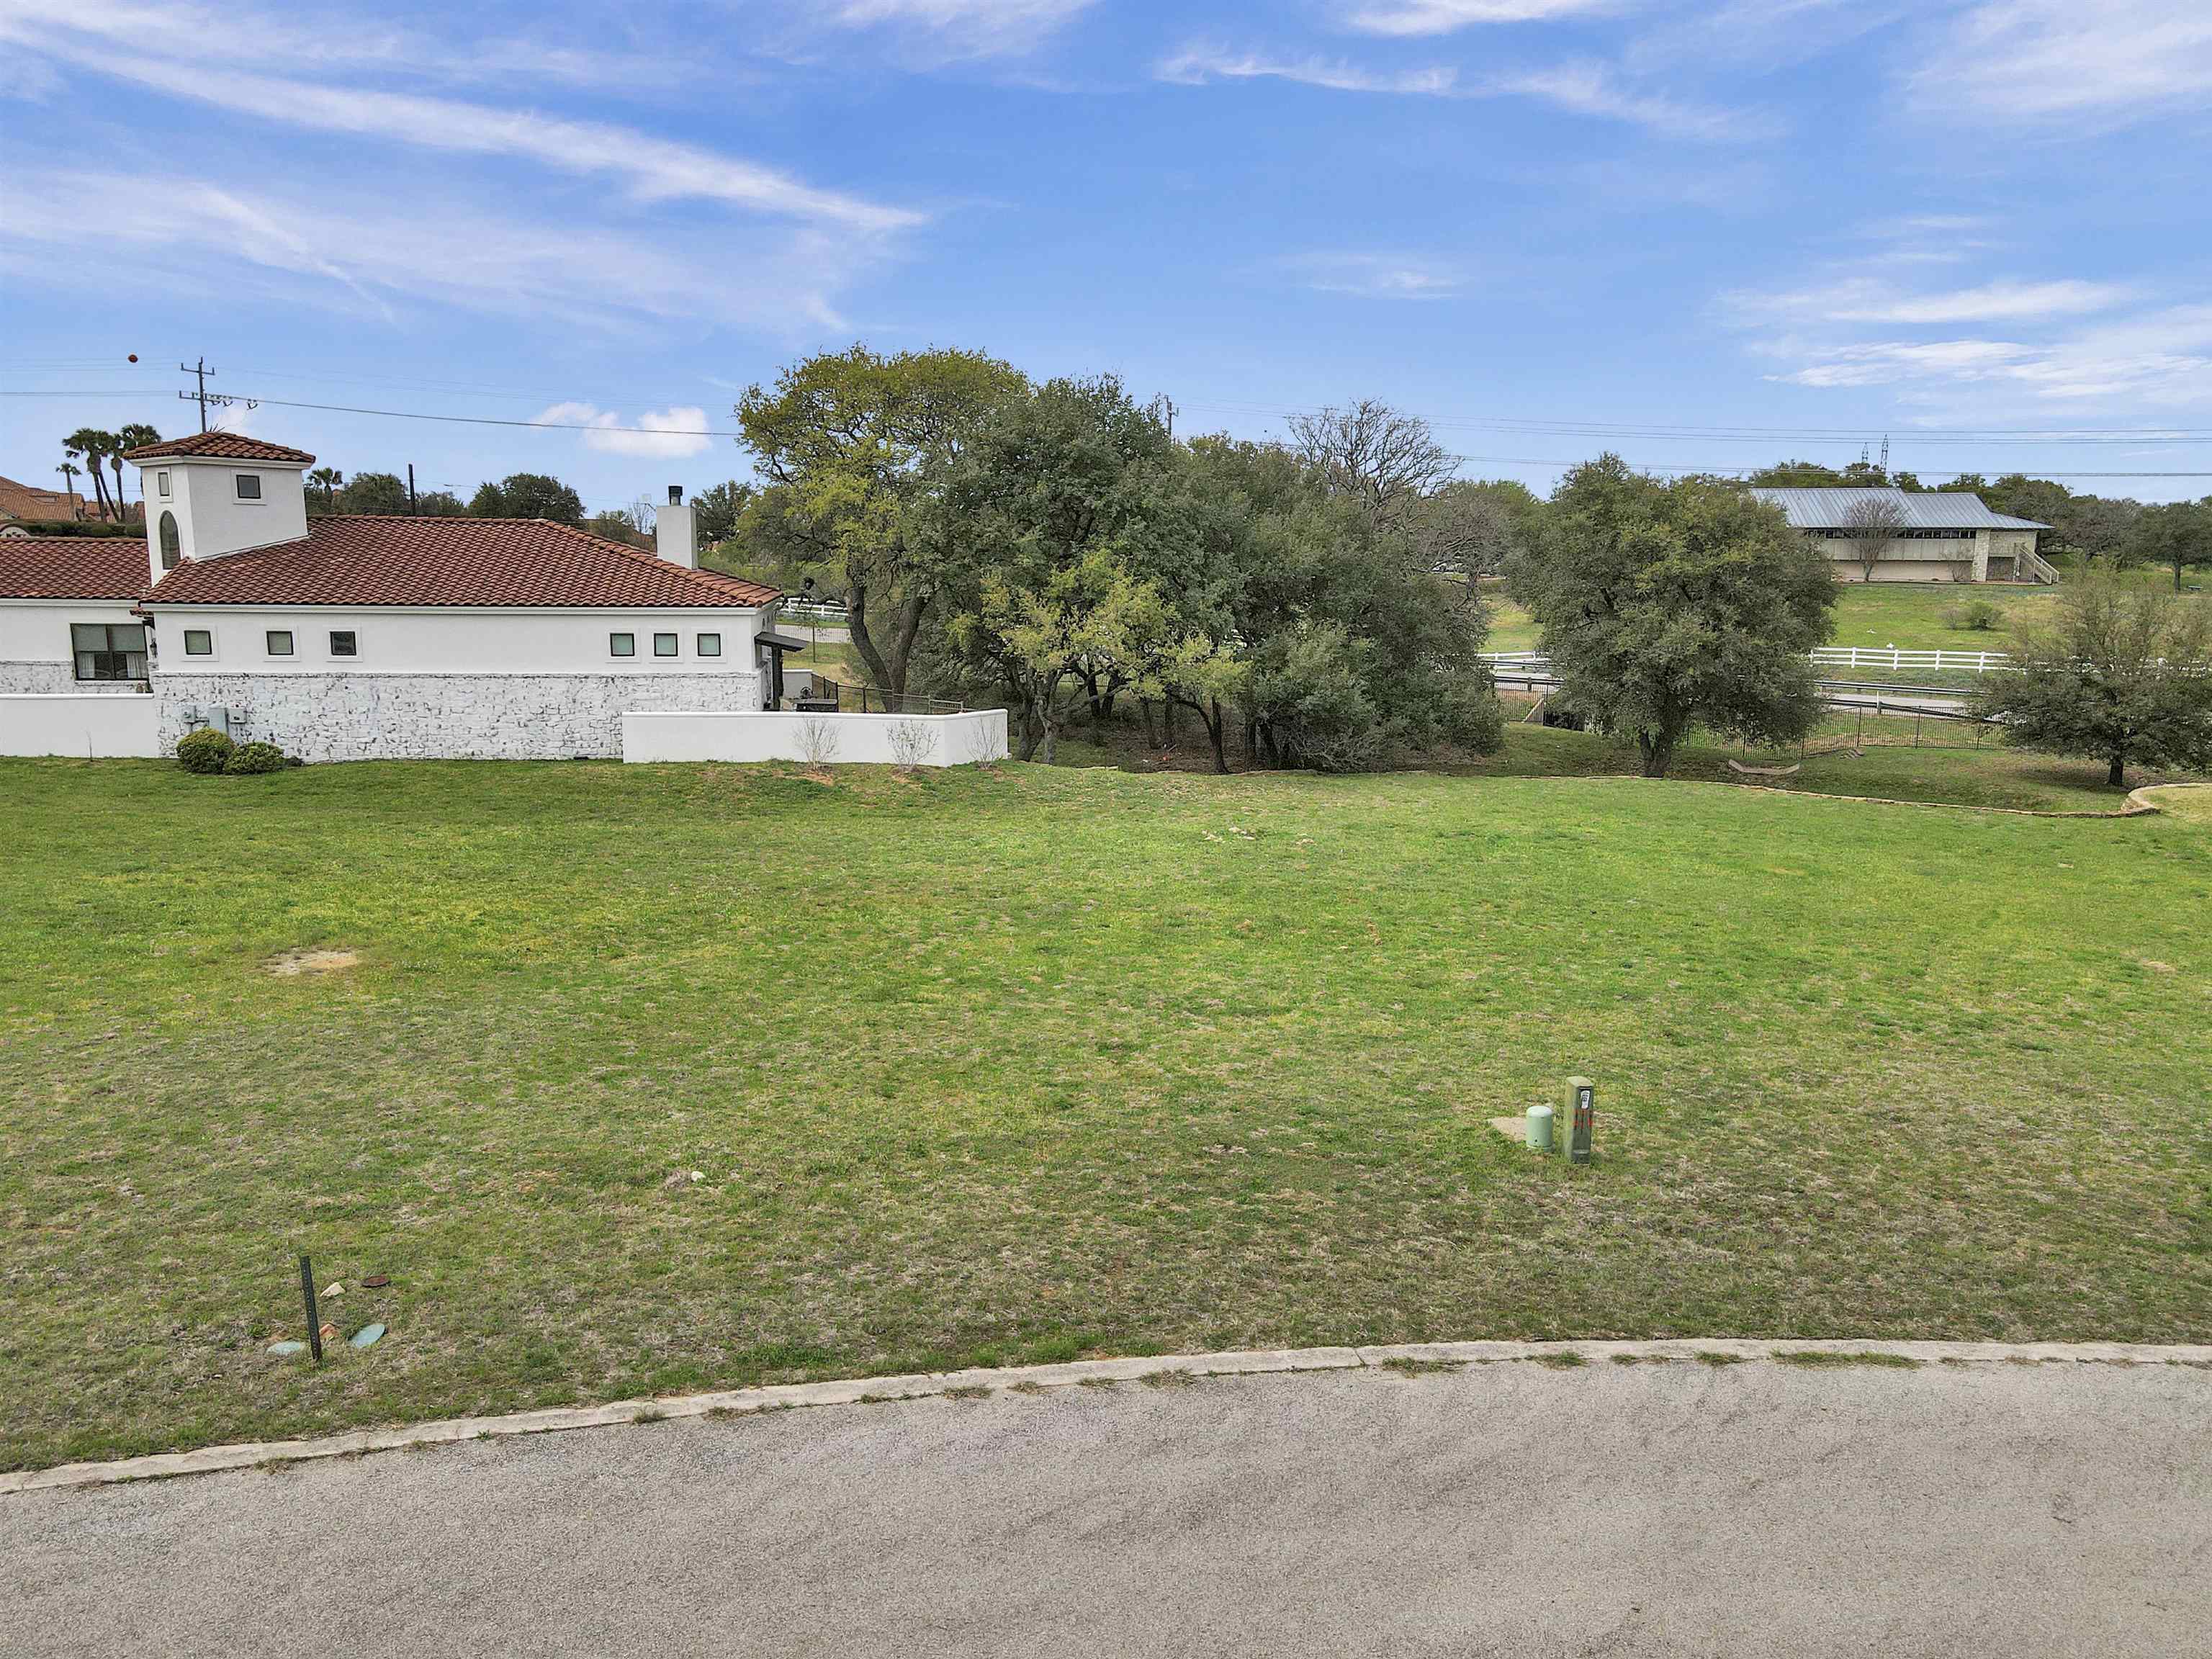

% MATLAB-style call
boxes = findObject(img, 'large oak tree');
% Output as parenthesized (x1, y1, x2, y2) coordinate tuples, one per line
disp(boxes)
(1513, 457, 1835, 777)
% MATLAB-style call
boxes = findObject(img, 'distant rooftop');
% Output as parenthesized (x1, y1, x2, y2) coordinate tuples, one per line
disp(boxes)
(1749, 486, 2050, 533)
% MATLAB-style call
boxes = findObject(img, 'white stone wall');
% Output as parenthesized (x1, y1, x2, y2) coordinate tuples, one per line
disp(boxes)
(157, 670, 764, 762)
(0, 662, 146, 694)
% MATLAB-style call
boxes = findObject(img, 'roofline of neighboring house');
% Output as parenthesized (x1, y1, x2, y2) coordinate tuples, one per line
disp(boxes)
(133, 601, 773, 614)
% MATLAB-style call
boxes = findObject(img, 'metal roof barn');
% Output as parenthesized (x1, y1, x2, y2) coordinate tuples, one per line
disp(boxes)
(1748, 487, 2050, 532)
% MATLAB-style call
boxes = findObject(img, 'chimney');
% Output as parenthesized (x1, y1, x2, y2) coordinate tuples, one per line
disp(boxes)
(655, 484, 696, 569)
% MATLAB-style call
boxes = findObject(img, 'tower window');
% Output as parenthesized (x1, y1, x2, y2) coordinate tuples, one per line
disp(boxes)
(266, 630, 294, 657)
(158, 511, 181, 571)
(235, 474, 263, 500)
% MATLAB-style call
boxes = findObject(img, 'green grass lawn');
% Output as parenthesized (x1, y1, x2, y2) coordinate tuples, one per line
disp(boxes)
(3, 757, 2208, 1472)
(1058, 713, 2152, 814)
(1488, 577, 2145, 659)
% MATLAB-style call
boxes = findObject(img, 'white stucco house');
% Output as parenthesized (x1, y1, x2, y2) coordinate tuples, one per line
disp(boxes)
(1749, 487, 2056, 584)
(1, 431, 814, 761)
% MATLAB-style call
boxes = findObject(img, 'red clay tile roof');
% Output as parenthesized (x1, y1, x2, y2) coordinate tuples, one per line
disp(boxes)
(122, 432, 317, 464)
(0, 535, 148, 601)
(0, 475, 91, 521)
(142, 518, 779, 609)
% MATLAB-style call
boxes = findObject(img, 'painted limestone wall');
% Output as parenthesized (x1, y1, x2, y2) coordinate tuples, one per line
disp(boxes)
(158, 670, 765, 762)
(622, 709, 1010, 767)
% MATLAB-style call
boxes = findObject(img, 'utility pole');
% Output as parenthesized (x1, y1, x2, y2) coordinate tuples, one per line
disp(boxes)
(178, 359, 258, 432)
(408, 463, 418, 516)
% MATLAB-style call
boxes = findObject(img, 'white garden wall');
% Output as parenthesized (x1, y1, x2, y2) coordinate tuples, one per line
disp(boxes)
(622, 709, 1010, 768)
(0, 693, 161, 757)
(161, 670, 765, 762)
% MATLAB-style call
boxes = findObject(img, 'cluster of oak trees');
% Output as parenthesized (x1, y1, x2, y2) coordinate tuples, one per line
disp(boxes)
(719, 348, 1527, 768)
(706, 346, 2211, 785)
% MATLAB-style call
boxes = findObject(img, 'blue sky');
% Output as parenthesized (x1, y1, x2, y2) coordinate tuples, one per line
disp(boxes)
(3, 0, 2209, 513)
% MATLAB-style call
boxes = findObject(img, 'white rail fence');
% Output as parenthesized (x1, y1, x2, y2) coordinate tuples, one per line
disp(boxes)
(1485, 649, 2013, 675)
(1809, 647, 2012, 675)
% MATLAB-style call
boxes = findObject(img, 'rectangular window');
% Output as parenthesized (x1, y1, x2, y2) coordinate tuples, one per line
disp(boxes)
(71, 623, 148, 682)
(184, 629, 212, 657)
(266, 629, 294, 657)
(235, 474, 263, 501)
(696, 632, 721, 657)
(653, 632, 679, 657)
(157, 471, 171, 498)
(329, 630, 358, 657)
(610, 632, 635, 658)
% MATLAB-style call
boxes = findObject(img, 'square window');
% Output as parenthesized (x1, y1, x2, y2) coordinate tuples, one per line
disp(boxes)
(235, 474, 263, 501)
(71, 622, 147, 682)
(610, 632, 636, 658)
(184, 629, 212, 657)
(266, 629, 294, 656)
(329, 630, 358, 657)
(654, 632, 678, 657)
(157, 471, 171, 498)
(696, 632, 721, 657)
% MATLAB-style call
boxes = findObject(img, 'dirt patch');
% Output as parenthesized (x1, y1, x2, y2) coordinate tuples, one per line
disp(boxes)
(264, 949, 359, 977)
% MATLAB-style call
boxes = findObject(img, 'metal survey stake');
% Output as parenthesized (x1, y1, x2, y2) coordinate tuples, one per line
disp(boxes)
(300, 1254, 323, 1362)
(1568, 1077, 1595, 1164)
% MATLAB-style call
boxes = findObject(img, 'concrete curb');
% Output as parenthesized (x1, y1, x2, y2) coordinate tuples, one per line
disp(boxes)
(7, 1339, 2208, 1496)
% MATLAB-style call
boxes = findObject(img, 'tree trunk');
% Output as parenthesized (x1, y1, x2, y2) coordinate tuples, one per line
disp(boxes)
(1138, 698, 1157, 748)
(846, 575, 896, 695)
(1206, 698, 1228, 774)
(886, 588, 928, 701)
(1637, 729, 1676, 778)
(2109, 752, 2126, 788)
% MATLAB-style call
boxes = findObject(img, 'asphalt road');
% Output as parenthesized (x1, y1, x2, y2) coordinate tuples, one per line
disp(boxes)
(4, 1357, 2206, 1657)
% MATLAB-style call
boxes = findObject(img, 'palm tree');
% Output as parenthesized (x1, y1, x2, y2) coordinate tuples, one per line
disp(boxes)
(307, 467, 345, 511)
(55, 461, 84, 519)
(64, 430, 117, 521)
(114, 423, 161, 521)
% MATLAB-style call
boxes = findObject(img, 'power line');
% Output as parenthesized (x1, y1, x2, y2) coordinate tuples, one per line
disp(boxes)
(4, 387, 2209, 480)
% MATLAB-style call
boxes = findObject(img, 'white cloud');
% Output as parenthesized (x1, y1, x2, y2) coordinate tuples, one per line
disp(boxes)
(536, 405, 714, 459)
(1280, 252, 1467, 300)
(1922, 0, 2212, 122)
(0, 172, 868, 336)
(1344, 1, 1618, 38)
(1493, 62, 1763, 141)
(1157, 45, 1750, 138)
(1156, 46, 1460, 96)
(0, 7, 920, 234)
(826, 0, 1097, 57)
(1733, 277, 2134, 328)
(0, 0, 653, 89)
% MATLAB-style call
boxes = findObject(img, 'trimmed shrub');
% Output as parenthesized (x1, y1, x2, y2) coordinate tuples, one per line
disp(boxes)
(225, 741, 289, 775)
(1943, 599, 2002, 632)
(176, 727, 235, 775)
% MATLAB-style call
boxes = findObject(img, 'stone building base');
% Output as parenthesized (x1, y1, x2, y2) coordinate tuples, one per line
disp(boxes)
(0, 662, 148, 695)
(154, 671, 765, 763)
